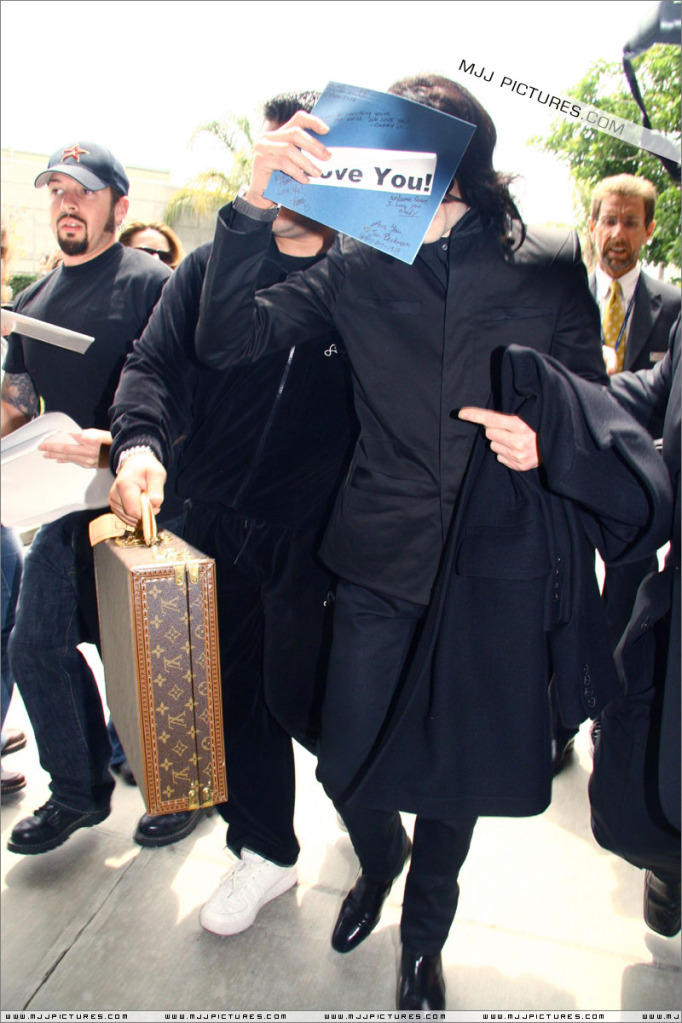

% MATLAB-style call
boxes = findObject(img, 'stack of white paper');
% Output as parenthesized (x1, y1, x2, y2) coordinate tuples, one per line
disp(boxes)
(1, 309, 94, 353)
(2, 413, 113, 529)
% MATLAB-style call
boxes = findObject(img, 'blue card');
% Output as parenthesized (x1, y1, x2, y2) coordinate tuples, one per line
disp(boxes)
(264, 82, 477, 265)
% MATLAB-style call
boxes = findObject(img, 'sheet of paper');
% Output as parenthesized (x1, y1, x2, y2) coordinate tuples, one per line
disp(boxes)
(264, 82, 476, 264)
(1, 412, 113, 529)
(1, 308, 94, 353)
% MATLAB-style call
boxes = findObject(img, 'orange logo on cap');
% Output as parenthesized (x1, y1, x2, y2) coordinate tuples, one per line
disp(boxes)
(62, 143, 90, 162)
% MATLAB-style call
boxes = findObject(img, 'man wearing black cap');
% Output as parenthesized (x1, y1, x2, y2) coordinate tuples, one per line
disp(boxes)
(1, 141, 170, 854)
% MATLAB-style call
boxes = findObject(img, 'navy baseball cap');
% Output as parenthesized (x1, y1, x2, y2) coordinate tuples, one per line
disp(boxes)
(34, 141, 130, 195)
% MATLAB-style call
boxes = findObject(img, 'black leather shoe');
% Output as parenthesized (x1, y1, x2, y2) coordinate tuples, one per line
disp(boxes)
(644, 870, 681, 937)
(551, 727, 577, 776)
(331, 835, 412, 953)
(398, 948, 446, 1010)
(111, 759, 136, 786)
(134, 808, 208, 848)
(7, 800, 110, 855)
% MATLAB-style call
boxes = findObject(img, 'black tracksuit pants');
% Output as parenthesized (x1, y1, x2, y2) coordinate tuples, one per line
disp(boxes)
(185, 500, 334, 867)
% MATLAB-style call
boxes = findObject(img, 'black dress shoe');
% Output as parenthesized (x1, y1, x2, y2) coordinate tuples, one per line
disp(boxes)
(134, 808, 208, 848)
(551, 727, 577, 776)
(331, 835, 412, 953)
(644, 870, 681, 937)
(398, 948, 446, 1010)
(7, 800, 110, 855)
(111, 759, 136, 786)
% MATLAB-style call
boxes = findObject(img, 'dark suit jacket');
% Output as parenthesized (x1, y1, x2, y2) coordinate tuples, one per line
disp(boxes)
(591, 320, 680, 845)
(198, 208, 607, 605)
(591, 270, 679, 643)
(590, 269, 680, 371)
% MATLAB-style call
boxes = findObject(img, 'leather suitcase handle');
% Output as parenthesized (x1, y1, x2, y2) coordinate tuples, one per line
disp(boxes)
(140, 492, 158, 547)
(89, 513, 127, 547)
(90, 493, 158, 548)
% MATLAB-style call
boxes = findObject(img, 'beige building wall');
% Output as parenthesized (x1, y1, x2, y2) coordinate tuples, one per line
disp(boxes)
(1, 149, 216, 276)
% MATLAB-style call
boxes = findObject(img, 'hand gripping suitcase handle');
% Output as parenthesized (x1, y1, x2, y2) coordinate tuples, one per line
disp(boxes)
(89, 492, 159, 548)
(139, 492, 158, 547)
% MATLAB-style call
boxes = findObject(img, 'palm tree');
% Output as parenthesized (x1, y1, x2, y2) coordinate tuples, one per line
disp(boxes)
(164, 115, 255, 226)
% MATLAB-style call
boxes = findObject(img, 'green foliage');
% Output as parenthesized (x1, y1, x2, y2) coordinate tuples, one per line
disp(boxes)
(8, 272, 39, 297)
(532, 45, 681, 267)
(165, 115, 256, 226)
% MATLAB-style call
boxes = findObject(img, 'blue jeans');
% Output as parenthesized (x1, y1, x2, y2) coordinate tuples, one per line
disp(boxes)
(8, 512, 113, 813)
(107, 718, 128, 768)
(1, 525, 24, 733)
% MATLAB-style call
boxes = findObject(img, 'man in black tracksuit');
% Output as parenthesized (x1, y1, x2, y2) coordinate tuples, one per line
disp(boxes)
(108, 92, 356, 935)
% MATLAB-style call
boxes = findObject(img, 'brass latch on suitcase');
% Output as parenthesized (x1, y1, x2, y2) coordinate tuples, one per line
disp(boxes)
(187, 784, 213, 810)
(173, 562, 200, 586)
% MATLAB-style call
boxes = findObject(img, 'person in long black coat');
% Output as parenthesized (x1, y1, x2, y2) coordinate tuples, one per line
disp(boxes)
(589, 318, 680, 937)
(192, 75, 669, 1009)
(467, 324, 679, 938)
(551, 177, 681, 773)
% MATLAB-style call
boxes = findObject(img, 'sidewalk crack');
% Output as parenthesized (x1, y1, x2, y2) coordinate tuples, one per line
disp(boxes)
(23, 858, 137, 1009)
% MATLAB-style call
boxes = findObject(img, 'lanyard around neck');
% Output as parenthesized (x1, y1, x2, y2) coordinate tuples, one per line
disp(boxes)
(600, 277, 639, 352)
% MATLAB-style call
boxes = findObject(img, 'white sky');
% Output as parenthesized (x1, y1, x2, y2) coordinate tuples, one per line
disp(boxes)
(0, 0, 673, 225)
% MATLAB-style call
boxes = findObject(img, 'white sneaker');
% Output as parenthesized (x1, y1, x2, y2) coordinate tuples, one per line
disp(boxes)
(199, 848, 297, 936)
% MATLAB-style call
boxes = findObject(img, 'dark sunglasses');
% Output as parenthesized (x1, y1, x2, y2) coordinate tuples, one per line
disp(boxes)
(136, 246, 173, 264)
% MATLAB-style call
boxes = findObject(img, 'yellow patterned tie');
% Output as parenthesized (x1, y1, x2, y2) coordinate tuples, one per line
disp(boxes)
(602, 279, 626, 373)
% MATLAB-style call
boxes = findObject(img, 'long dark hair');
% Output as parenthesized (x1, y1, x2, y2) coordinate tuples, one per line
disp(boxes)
(263, 91, 321, 124)
(389, 74, 525, 246)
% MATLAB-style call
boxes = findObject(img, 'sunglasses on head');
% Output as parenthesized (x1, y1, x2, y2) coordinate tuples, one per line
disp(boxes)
(136, 246, 173, 264)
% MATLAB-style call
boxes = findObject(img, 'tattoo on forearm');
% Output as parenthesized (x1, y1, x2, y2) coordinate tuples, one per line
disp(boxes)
(1, 373, 40, 419)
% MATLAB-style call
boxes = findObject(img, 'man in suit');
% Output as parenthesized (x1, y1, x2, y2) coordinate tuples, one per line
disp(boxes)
(590, 318, 681, 939)
(192, 73, 608, 1009)
(588, 174, 679, 390)
(551, 174, 680, 774)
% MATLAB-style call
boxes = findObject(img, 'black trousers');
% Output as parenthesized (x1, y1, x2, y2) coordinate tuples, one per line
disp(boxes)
(589, 607, 680, 887)
(602, 556, 658, 650)
(186, 501, 334, 867)
(320, 581, 477, 953)
(337, 802, 476, 953)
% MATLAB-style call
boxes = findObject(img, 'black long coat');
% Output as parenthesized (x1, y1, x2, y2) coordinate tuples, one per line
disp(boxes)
(195, 209, 638, 820)
(197, 209, 607, 605)
(343, 347, 673, 820)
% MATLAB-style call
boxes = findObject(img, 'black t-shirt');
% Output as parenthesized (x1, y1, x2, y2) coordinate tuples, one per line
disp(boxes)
(4, 244, 170, 429)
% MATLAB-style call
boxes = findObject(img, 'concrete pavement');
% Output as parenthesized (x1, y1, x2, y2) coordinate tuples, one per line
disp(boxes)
(1, 647, 680, 1013)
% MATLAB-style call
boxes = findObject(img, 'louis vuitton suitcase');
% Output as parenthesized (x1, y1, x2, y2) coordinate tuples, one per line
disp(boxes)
(90, 506, 227, 815)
